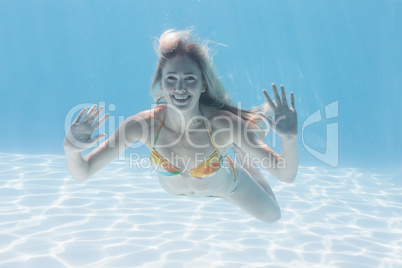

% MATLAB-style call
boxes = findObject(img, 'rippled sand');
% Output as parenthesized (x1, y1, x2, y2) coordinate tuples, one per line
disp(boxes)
(0, 152, 401, 267)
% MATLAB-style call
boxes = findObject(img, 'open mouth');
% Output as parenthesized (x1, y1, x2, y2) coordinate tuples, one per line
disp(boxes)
(172, 95, 191, 103)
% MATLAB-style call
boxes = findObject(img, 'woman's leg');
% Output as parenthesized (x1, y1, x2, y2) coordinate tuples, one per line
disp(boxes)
(232, 144, 277, 203)
(222, 166, 281, 223)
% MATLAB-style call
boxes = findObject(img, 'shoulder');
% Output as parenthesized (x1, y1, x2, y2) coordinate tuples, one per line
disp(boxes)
(124, 110, 151, 128)
(125, 106, 164, 126)
(121, 107, 162, 143)
(200, 105, 248, 146)
(200, 105, 242, 129)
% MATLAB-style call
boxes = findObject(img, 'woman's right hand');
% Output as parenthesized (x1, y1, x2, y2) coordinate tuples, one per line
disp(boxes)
(64, 104, 110, 153)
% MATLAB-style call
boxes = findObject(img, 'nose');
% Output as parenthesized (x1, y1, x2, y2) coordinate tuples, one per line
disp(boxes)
(175, 79, 186, 93)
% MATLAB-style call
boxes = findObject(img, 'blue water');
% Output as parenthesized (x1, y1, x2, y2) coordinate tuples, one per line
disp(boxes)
(1, 0, 401, 168)
(0, 0, 401, 267)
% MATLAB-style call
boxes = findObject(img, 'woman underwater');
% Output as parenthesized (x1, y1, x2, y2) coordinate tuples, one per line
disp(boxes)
(64, 30, 298, 223)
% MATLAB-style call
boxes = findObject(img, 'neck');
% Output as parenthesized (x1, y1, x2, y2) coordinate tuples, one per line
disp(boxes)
(164, 104, 204, 131)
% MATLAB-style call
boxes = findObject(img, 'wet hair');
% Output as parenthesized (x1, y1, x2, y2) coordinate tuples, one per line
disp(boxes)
(150, 29, 270, 136)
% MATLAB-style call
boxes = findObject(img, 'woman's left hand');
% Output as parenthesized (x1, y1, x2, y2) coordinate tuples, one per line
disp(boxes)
(261, 83, 298, 139)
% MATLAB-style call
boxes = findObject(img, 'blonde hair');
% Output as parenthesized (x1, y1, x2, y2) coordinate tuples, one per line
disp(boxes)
(150, 29, 269, 136)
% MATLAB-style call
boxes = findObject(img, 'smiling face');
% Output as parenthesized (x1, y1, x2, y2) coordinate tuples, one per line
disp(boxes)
(161, 55, 205, 111)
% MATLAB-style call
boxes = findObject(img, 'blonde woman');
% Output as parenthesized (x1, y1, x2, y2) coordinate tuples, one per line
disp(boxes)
(64, 30, 298, 223)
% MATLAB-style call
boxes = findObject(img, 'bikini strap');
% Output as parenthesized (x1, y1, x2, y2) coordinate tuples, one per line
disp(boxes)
(203, 120, 219, 152)
(153, 110, 167, 148)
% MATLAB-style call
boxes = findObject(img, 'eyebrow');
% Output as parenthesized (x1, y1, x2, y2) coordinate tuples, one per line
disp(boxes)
(166, 72, 197, 75)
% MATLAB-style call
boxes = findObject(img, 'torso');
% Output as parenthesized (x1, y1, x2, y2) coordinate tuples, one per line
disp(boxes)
(138, 104, 237, 197)
(158, 163, 237, 197)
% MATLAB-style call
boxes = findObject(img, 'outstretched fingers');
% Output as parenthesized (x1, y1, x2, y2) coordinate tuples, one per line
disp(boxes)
(74, 108, 88, 124)
(92, 113, 110, 131)
(87, 106, 104, 125)
(271, 83, 282, 107)
(82, 104, 97, 123)
(264, 83, 292, 110)
(280, 85, 289, 107)
(290, 92, 295, 110)
(263, 89, 276, 109)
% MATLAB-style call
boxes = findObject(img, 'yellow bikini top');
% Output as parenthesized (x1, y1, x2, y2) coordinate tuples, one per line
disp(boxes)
(150, 109, 224, 179)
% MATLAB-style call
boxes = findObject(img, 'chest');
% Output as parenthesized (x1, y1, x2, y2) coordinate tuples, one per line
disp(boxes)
(150, 125, 229, 171)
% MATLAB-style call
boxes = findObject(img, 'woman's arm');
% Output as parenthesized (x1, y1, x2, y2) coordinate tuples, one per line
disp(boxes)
(231, 116, 298, 183)
(232, 84, 298, 183)
(64, 105, 147, 181)
(276, 136, 298, 183)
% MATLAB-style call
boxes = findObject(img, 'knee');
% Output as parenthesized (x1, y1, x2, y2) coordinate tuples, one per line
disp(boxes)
(270, 210, 282, 223)
(260, 207, 281, 224)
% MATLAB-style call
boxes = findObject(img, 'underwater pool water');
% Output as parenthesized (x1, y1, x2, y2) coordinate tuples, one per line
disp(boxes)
(1, 0, 401, 267)
(0, 153, 401, 267)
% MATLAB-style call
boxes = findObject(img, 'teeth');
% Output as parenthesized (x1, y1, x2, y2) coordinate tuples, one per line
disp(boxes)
(174, 95, 190, 100)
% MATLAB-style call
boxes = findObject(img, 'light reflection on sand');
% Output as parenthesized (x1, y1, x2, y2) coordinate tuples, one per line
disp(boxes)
(0, 152, 401, 267)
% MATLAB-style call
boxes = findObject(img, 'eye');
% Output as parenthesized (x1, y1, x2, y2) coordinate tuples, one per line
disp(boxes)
(185, 76, 196, 81)
(167, 76, 177, 81)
